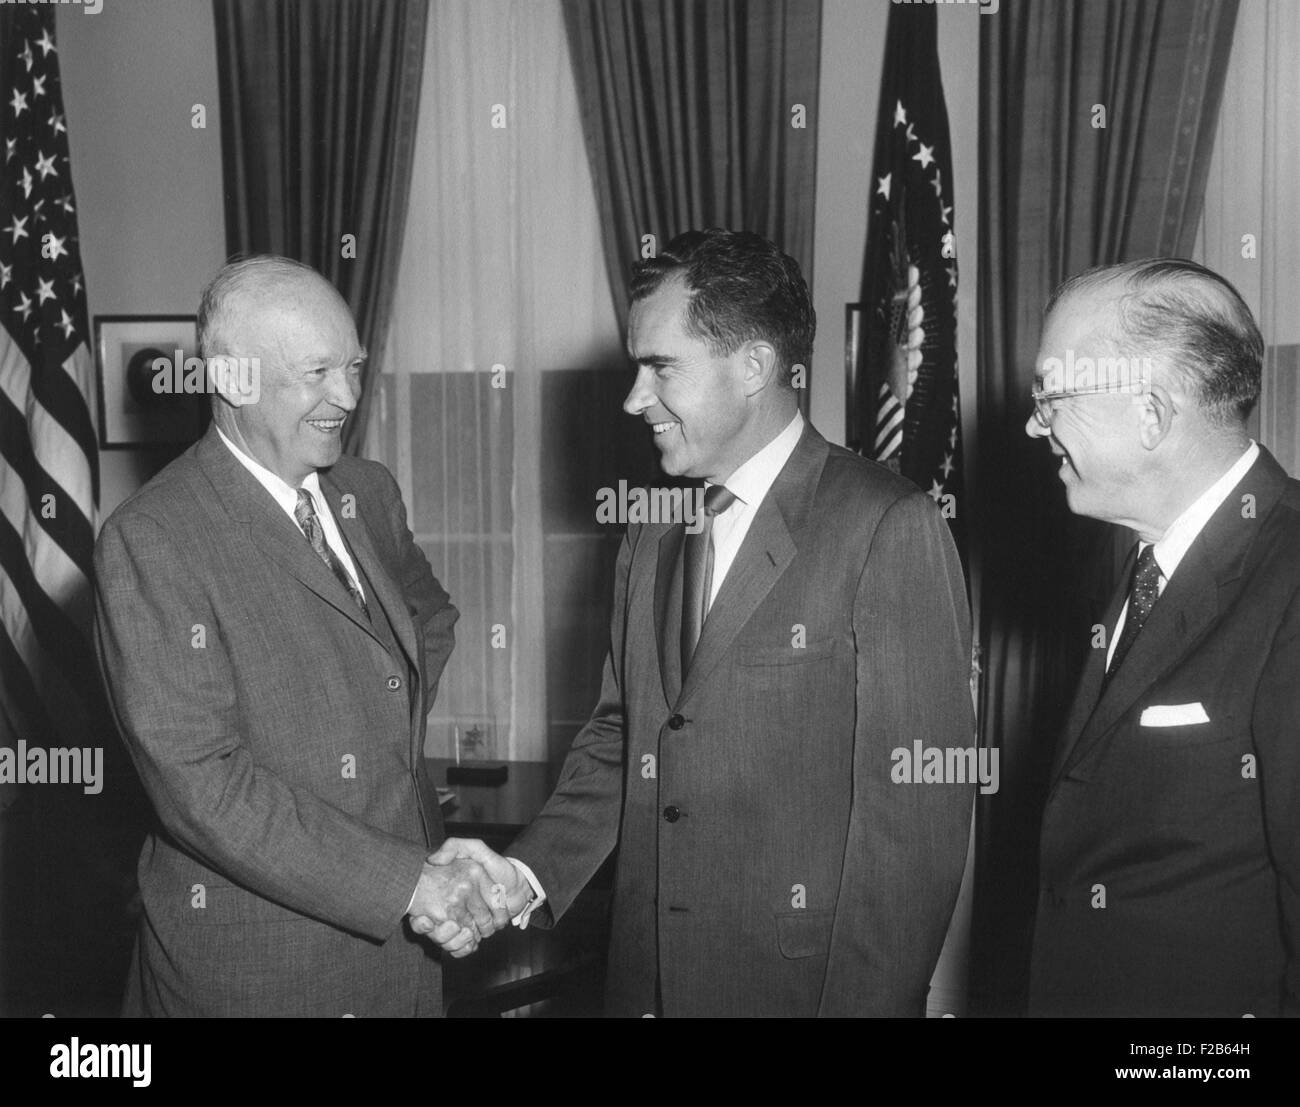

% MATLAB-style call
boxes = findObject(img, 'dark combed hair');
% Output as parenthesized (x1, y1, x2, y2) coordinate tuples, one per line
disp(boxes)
(1046, 257, 1263, 424)
(629, 229, 815, 388)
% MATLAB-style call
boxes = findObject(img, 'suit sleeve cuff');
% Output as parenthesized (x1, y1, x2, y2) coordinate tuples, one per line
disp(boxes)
(507, 857, 546, 928)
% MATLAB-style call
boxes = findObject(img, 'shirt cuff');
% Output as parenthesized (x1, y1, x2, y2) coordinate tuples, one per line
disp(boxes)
(507, 857, 546, 928)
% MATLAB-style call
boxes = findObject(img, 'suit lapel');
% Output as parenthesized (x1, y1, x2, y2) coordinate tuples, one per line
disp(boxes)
(1049, 543, 1135, 785)
(195, 428, 389, 652)
(676, 426, 825, 708)
(1052, 447, 1289, 786)
(654, 525, 685, 706)
(320, 474, 419, 670)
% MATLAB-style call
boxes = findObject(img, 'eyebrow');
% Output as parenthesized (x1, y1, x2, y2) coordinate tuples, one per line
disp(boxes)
(630, 352, 681, 368)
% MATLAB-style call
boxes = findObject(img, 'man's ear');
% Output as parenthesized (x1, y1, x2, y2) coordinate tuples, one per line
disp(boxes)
(207, 354, 259, 408)
(1136, 382, 1176, 450)
(739, 340, 780, 397)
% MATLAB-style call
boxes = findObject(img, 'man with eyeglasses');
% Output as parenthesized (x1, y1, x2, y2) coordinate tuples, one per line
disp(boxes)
(1024, 258, 1300, 1017)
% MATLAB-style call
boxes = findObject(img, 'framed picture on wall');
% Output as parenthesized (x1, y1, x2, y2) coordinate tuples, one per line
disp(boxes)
(95, 315, 205, 449)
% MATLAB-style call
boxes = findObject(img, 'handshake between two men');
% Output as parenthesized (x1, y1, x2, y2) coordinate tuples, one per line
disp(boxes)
(407, 838, 536, 957)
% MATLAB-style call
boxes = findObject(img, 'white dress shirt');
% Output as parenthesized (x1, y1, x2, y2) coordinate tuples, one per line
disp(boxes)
(215, 425, 366, 601)
(1106, 441, 1259, 669)
(704, 410, 805, 609)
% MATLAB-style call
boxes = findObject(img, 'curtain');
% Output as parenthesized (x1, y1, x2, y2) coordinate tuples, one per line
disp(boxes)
(972, 0, 1238, 1015)
(368, 0, 622, 763)
(562, 0, 822, 334)
(1196, 0, 1300, 478)
(212, 0, 427, 455)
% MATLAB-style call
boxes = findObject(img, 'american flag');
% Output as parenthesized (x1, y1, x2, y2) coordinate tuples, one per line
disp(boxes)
(0, 7, 100, 756)
(853, 4, 965, 559)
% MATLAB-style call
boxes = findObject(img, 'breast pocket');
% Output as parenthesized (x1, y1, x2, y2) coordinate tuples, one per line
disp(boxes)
(735, 638, 842, 668)
(1135, 721, 1233, 749)
(774, 910, 832, 959)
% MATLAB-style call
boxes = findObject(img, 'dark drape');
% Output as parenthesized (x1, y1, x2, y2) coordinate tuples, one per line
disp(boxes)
(972, 0, 1238, 1014)
(561, 0, 822, 334)
(212, 0, 427, 454)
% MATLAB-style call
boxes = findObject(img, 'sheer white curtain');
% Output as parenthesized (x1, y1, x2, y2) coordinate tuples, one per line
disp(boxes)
(1196, 0, 1300, 477)
(369, 0, 620, 761)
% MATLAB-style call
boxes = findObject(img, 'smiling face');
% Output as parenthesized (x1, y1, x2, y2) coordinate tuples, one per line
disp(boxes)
(623, 277, 753, 483)
(1025, 293, 1148, 523)
(218, 274, 365, 486)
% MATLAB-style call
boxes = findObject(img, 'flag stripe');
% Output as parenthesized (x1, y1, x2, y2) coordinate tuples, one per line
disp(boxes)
(0, 341, 96, 527)
(0, 512, 98, 699)
(0, 611, 53, 745)
(0, 391, 94, 580)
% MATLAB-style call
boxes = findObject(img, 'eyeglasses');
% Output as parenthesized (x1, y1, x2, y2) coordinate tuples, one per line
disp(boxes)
(1030, 380, 1148, 429)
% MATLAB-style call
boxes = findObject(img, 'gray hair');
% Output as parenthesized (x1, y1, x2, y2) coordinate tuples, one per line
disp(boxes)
(197, 254, 321, 359)
(1046, 258, 1262, 425)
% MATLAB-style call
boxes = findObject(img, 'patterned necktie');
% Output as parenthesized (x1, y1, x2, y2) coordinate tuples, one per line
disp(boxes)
(1106, 543, 1161, 681)
(294, 488, 369, 619)
(681, 484, 738, 674)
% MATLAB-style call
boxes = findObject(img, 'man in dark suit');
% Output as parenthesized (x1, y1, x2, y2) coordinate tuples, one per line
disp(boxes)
(95, 256, 506, 1017)
(1026, 258, 1300, 1017)
(425, 230, 975, 1017)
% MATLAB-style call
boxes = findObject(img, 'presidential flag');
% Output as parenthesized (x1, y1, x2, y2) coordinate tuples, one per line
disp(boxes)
(853, 4, 964, 557)
(0, 7, 100, 763)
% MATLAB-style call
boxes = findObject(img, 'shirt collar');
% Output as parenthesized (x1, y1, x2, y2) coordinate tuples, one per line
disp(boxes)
(215, 424, 324, 515)
(707, 410, 804, 512)
(1151, 440, 1259, 580)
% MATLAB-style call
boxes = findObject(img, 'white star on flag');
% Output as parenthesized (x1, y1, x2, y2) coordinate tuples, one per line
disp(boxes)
(894, 100, 907, 126)
(877, 173, 891, 201)
(913, 143, 935, 169)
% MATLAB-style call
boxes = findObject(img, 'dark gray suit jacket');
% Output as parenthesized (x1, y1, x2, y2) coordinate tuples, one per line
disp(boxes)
(1031, 446, 1300, 1016)
(94, 426, 457, 1016)
(512, 424, 975, 1016)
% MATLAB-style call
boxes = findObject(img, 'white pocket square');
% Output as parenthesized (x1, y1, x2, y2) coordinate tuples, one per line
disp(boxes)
(1140, 702, 1210, 727)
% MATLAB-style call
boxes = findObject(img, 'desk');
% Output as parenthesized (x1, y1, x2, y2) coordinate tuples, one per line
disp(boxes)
(425, 758, 558, 845)
(424, 758, 610, 1015)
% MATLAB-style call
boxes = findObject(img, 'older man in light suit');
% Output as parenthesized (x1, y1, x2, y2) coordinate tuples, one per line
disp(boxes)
(429, 230, 975, 1017)
(1026, 258, 1300, 1017)
(95, 256, 503, 1017)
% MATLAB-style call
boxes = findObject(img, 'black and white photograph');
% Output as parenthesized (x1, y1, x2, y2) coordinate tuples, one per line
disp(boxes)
(0, 0, 1295, 1083)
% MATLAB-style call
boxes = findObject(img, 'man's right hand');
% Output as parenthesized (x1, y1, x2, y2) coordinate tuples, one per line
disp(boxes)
(407, 857, 508, 957)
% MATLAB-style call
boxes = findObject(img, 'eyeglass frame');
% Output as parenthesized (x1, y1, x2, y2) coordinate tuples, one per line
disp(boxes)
(1029, 378, 1149, 429)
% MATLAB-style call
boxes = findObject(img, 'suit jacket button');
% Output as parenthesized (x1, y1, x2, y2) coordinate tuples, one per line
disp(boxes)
(667, 714, 685, 730)
(663, 805, 681, 823)
(386, 676, 402, 691)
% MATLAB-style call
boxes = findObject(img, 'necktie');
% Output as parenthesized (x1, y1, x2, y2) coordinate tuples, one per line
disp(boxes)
(294, 488, 369, 619)
(1105, 543, 1161, 681)
(681, 484, 737, 674)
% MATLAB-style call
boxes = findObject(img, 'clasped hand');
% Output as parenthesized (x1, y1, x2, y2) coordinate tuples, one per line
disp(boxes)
(407, 838, 532, 957)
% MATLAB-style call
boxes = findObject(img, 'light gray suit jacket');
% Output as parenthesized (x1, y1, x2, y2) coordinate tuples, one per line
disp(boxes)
(94, 426, 457, 1016)
(512, 424, 974, 1016)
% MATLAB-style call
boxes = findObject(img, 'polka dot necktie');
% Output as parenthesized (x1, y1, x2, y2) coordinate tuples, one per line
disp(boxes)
(1106, 543, 1161, 681)
(294, 488, 370, 619)
(680, 484, 737, 675)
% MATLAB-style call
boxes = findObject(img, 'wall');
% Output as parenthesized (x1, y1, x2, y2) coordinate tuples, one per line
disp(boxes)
(57, 0, 226, 517)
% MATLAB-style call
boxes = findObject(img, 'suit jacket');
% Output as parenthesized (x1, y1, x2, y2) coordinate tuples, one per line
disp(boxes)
(1030, 446, 1300, 1017)
(94, 426, 458, 1017)
(511, 424, 974, 1017)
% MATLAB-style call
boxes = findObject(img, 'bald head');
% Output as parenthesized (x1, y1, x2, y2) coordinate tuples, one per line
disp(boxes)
(198, 255, 365, 485)
(1045, 258, 1262, 428)
(199, 255, 350, 363)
